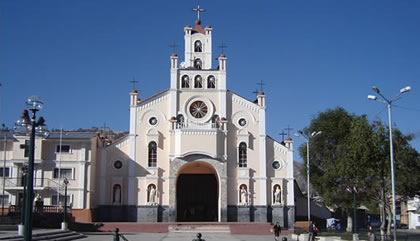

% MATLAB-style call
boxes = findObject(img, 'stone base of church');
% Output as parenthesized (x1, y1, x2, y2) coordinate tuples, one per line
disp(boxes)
(272, 206, 285, 226)
(137, 206, 159, 222)
(95, 205, 295, 225)
(237, 206, 251, 222)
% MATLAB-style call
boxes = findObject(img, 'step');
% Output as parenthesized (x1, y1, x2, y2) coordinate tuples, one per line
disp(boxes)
(168, 225, 231, 233)
(0, 231, 86, 241)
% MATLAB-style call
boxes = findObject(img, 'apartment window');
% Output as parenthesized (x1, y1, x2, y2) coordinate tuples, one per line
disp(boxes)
(53, 168, 73, 179)
(0, 167, 9, 177)
(51, 195, 71, 206)
(0, 195, 9, 205)
(56, 145, 71, 153)
(20, 140, 30, 157)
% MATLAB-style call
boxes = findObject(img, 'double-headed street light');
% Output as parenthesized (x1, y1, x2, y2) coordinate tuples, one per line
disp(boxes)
(368, 85, 411, 241)
(294, 130, 322, 222)
(14, 96, 48, 241)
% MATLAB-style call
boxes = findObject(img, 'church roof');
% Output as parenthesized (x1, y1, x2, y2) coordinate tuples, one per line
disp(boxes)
(192, 19, 205, 34)
(46, 132, 98, 140)
(138, 88, 170, 105)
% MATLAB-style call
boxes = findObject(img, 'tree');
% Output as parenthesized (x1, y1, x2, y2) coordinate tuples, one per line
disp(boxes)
(298, 107, 376, 231)
(298, 107, 420, 237)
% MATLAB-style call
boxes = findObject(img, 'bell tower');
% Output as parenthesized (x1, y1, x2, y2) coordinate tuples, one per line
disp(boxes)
(184, 4, 213, 69)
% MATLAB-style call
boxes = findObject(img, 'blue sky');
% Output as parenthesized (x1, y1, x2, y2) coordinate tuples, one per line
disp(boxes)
(1, 1, 419, 159)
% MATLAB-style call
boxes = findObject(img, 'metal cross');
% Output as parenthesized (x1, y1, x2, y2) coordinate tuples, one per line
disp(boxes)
(192, 4, 205, 20)
(218, 42, 228, 54)
(129, 77, 139, 89)
(256, 80, 265, 92)
(285, 125, 293, 137)
(279, 130, 287, 142)
(169, 42, 178, 53)
(252, 88, 259, 95)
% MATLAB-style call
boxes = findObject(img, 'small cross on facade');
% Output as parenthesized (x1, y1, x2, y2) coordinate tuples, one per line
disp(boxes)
(192, 4, 205, 20)
(257, 80, 265, 92)
(129, 77, 139, 90)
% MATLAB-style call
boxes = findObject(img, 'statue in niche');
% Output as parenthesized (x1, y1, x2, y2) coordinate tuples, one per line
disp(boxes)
(274, 186, 281, 204)
(113, 184, 121, 204)
(240, 185, 248, 205)
(148, 185, 157, 204)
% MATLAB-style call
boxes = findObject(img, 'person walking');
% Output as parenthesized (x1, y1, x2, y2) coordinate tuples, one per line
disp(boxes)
(273, 222, 282, 241)
(308, 221, 315, 241)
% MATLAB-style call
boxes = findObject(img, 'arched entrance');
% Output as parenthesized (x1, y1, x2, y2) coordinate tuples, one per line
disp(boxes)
(176, 161, 218, 222)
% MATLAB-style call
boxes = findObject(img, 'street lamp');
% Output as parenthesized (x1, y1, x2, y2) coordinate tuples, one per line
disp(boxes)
(294, 130, 322, 222)
(14, 96, 48, 241)
(368, 85, 411, 241)
(62, 178, 69, 230)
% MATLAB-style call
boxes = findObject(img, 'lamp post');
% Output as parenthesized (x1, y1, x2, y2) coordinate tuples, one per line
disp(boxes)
(294, 130, 322, 222)
(368, 85, 411, 241)
(14, 96, 48, 241)
(61, 178, 69, 230)
(2, 125, 7, 216)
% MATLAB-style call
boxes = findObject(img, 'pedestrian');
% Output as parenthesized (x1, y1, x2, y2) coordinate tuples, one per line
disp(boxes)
(273, 222, 282, 241)
(308, 221, 315, 241)
(368, 226, 376, 241)
(192, 233, 205, 241)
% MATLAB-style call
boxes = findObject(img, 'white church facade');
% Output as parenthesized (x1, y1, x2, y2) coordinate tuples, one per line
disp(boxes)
(0, 8, 295, 227)
(95, 12, 295, 226)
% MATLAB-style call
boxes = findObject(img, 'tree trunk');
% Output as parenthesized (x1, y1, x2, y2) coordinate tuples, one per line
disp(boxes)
(386, 206, 392, 237)
(347, 214, 353, 232)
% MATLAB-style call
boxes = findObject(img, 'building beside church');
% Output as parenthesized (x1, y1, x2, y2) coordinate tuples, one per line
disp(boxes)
(0, 8, 295, 227)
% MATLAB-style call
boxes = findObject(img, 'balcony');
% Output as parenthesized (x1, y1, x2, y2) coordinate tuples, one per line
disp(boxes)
(175, 121, 220, 130)
(0, 178, 62, 191)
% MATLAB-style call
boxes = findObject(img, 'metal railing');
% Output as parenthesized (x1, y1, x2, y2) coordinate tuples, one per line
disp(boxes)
(175, 121, 220, 130)
(8, 204, 72, 214)
(0, 177, 62, 189)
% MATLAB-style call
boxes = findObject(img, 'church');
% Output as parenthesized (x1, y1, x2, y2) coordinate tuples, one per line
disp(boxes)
(95, 7, 295, 227)
(0, 6, 295, 228)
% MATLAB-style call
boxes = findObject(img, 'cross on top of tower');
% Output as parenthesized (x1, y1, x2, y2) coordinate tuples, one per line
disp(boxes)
(218, 42, 228, 54)
(169, 42, 178, 53)
(257, 80, 265, 93)
(129, 77, 139, 90)
(279, 130, 287, 142)
(192, 4, 205, 20)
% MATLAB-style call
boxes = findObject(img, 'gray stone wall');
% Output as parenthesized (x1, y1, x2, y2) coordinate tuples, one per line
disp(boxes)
(253, 205, 268, 222)
(272, 206, 285, 226)
(237, 206, 251, 222)
(137, 206, 159, 222)
(287, 205, 295, 229)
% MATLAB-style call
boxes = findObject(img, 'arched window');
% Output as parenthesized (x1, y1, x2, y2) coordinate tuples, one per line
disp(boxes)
(194, 75, 203, 88)
(239, 142, 247, 168)
(181, 75, 190, 88)
(194, 40, 202, 52)
(194, 58, 202, 69)
(148, 141, 157, 167)
(207, 75, 216, 88)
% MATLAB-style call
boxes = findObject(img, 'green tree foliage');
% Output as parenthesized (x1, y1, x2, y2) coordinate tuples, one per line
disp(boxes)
(298, 107, 420, 214)
(299, 107, 377, 211)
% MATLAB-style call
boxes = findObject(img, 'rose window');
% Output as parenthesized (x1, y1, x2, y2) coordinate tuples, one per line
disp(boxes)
(189, 101, 208, 118)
